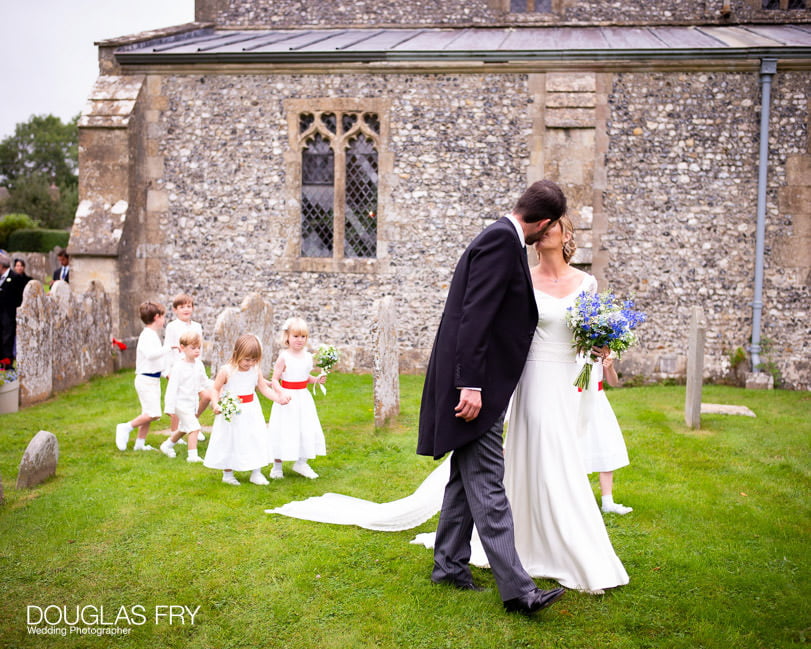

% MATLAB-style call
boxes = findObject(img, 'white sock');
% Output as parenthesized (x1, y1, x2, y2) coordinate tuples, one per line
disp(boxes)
(602, 495, 615, 507)
(187, 448, 198, 459)
(274, 461, 283, 469)
(250, 469, 263, 479)
(166, 440, 177, 448)
(134, 438, 146, 450)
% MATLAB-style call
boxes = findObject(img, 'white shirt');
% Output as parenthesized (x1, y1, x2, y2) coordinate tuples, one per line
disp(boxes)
(505, 213, 525, 246)
(163, 319, 203, 374)
(164, 358, 211, 414)
(136, 328, 164, 375)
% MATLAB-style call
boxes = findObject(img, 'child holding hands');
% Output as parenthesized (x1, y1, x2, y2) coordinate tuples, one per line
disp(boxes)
(160, 331, 212, 462)
(267, 317, 327, 479)
(580, 353, 633, 515)
(115, 301, 166, 451)
(204, 334, 290, 485)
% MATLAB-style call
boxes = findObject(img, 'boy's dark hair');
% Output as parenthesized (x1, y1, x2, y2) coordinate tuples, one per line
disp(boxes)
(172, 293, 194, 309)
(513, 180, 567, 224)
(139, 301, 165, 325)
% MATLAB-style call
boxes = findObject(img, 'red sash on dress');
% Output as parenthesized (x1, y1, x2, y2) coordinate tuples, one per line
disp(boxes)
(281, 379, 308, 390)
(237, 394, 254, 403)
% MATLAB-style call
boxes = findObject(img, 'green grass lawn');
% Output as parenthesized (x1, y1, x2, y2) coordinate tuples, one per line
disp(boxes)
(0, 372, 808, 649)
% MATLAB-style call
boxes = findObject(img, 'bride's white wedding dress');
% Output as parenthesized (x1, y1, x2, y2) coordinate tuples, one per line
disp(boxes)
(267, 274, 628, 592)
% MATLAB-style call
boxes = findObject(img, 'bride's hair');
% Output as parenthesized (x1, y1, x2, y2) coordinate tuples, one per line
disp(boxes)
(560, 215, 577, 264)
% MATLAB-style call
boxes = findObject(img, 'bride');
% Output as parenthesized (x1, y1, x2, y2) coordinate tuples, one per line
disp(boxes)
(267, 216, 628, 593)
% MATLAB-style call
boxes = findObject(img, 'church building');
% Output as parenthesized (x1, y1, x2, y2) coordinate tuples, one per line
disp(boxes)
(70, 0, 811, 387)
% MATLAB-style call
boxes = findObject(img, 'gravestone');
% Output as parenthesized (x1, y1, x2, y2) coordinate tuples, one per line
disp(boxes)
(684, 306, 706, 429)
(373, 296, 399, 428)
(210, 293, 274, 377)
(17, 431, 59, 489)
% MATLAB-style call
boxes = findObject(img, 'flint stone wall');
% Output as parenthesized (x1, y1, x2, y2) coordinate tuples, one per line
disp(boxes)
(16, 431, 59, 489)
(156, 71, 530, 375)
(198, 0, 811, 26)
(17, 280, 114, 406)
(602, 70, 810, 389)
(140, 66, 810, 388)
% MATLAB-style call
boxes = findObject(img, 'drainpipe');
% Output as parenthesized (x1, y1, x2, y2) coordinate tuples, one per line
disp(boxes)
(750, 58, 777, 372)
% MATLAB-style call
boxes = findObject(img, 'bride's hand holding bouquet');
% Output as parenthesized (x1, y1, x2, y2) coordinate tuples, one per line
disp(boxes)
(566, 291, 646, 390)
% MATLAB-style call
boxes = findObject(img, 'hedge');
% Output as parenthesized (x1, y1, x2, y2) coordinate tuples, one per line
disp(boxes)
(7, 228, 70, 253)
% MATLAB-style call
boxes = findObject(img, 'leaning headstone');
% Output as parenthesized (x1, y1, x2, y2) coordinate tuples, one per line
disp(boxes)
(373, 296, 399, 428)
(210, 293, 274, 377)
(16, 431, 59, 489)
(684, 306, 706, 429)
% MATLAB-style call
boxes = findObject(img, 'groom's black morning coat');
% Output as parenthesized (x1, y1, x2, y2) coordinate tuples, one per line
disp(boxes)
(417, 217, 539, 459)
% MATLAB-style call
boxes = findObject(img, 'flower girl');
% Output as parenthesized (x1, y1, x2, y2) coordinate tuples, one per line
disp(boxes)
(204, 334, 289, 485)
(267, 317, 327, 479)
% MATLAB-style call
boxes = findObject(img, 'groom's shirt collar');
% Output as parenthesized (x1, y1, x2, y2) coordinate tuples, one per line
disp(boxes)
(505, 213, 524, 246)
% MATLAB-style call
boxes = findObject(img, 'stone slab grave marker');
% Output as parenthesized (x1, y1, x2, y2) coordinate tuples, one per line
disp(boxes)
(373, 296, 400, 428)
(17, 431, 59, 488)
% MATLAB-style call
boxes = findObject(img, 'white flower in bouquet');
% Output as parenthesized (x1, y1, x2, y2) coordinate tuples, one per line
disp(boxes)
(218, 391, 241, 422)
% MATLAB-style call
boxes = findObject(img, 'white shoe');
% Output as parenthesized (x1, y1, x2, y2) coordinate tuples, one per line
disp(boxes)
(197, 432, 206, 442)
(115, 423, 131, 450)
(585, 588, 605, 596)
(186, 455, 204, 463)
(292, 461, 318, 479)
(175, 438, 187, 445)
(160, 441, 176, 458)
(222, 473, 240, 486)
(134, 444, 155, 451)
(269, 466, 284, 479)
(250, 471, 270, 486)
(602, 502, 633, 515)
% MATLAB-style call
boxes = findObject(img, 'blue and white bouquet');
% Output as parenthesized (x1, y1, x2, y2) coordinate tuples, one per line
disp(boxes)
(312, 344, 340, 395)
(566, 291, 646, 390)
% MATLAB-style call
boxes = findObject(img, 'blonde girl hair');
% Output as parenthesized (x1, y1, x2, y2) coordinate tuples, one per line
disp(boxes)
(228, 334, 263, 368)
(560, 215, 577, 264)
(279, 317, 309, 348)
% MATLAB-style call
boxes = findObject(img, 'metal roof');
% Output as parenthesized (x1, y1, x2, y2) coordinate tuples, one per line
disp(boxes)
(115, 24, 811, 65)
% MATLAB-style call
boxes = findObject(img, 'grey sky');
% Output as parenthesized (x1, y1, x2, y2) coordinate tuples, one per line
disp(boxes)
(0, 0, 195, 139)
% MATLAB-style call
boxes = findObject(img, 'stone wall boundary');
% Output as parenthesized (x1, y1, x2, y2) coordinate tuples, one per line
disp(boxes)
(16, 280, 115, 407)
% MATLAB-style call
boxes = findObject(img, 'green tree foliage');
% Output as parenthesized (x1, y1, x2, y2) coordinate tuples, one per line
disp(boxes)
(0, 213, 38, 250)
(0, 114, 79, 228)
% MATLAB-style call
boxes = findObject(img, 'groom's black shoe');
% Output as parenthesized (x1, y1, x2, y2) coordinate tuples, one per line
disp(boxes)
(431, 576, 485, 592)
(503, 587, 565, 614)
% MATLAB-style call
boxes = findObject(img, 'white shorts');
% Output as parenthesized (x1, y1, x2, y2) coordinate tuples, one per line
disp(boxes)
(134, 374, 162, 418)
(174, 407, 201, 434)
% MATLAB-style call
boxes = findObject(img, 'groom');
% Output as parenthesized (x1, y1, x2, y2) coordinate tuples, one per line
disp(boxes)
(417, 180, 567, 614)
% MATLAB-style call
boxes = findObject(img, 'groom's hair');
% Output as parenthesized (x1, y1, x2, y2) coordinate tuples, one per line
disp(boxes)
(513, 180, 567, 224)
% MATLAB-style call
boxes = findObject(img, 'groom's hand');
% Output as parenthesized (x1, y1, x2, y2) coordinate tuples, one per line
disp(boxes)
(455, 388, 482, 422)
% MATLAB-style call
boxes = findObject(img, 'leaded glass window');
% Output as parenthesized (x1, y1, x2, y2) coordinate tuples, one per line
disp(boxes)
(298, 111, 379, 259)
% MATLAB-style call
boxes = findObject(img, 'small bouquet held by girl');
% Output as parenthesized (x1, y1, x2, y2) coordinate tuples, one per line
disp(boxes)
(566, 290, 646, 391)
(312, 343, 340, 396)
